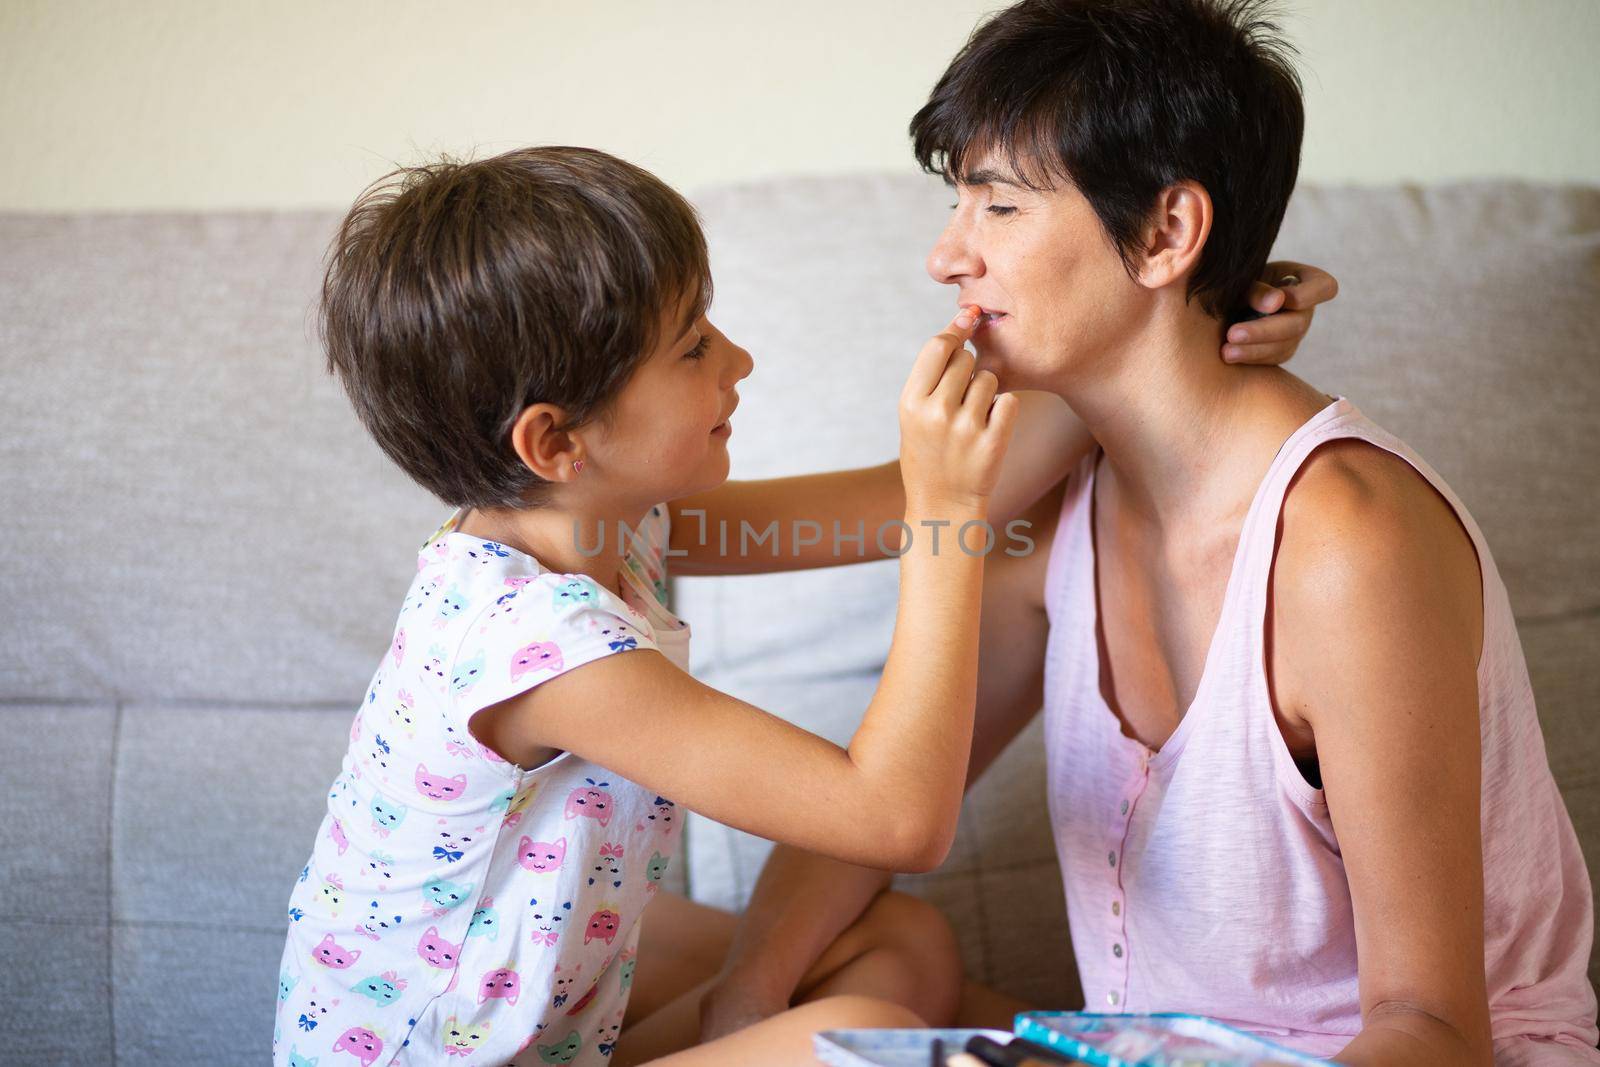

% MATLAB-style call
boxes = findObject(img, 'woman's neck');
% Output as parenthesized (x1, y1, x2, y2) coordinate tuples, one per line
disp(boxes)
(1052, 307, 1320, 529)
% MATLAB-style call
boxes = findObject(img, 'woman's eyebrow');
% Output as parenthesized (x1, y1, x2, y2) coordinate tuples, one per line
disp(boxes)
(959, 167, 1026, 188)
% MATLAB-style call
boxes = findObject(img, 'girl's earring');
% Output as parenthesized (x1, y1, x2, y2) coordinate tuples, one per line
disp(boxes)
(572, 460, 584, 475)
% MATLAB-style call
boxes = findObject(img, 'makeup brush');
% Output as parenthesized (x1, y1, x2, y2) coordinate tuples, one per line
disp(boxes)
(963, 1033, 1081, 1066)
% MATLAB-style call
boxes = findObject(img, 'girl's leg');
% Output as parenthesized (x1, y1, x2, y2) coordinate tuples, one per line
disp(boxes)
(789, 891, 963, 1026)
(623, 890, 739, 1025)
(954, 980, 1037, 1029)
(637, 995, 926, 1067)
(618, 889, 964, 1063)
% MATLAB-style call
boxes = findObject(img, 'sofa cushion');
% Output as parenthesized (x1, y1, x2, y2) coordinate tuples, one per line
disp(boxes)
(0, 212, 439, 707)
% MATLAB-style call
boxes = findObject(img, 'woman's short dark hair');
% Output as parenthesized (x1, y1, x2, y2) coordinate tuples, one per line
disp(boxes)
(911, 0, 1303, 320)
(321, 146, 712, 509)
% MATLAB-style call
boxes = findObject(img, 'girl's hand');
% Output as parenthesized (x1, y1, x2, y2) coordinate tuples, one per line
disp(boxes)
(1223, 261, 1340, 364)
(898, 308, 1019, 515)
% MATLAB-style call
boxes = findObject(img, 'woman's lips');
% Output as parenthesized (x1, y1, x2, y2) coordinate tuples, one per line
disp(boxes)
(961, 303, 1008, 333)
(711, 421, 732, 437)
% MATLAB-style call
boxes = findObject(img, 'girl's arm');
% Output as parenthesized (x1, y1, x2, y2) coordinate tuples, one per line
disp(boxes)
(667, 391, 1078, 575)
(475, 312, 1017, 872)
(698, 483, 1063, 1040)
(669, 262, 1338, 575)
(1273, 443, 1492, 1067)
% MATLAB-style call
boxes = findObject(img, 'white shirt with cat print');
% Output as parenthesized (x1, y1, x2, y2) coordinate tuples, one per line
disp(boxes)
(275, 505, 688, 1067)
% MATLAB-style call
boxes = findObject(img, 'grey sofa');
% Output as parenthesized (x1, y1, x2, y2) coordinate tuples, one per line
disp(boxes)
(2, 175, 1596, 1064)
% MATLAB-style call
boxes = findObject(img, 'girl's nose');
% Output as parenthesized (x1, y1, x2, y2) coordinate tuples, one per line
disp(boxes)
(726, 339, 754, 385)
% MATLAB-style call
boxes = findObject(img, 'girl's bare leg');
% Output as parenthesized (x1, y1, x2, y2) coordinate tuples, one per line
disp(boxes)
(954, 979, 1037, 1029)
(617, 889, 963, 1064)
(638, 995, 926, 1067)
(622, 891, 739, 1026)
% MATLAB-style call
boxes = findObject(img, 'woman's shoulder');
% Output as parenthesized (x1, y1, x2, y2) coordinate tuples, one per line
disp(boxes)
(1271, 435, 1484, 706)
(1279, 435, 1478, 592)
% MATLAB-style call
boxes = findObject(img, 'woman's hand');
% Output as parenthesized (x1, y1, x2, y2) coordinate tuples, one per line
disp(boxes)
(899, 308, 1019, 515)
(1223, 262, 1340, 364)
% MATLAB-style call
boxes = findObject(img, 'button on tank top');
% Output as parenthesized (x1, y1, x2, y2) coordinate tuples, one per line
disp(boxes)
(1042, 398, 1599, 1061)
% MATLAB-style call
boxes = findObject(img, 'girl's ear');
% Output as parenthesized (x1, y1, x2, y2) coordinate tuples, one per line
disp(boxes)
(1136, 179, 1213, 294)
(507, 404, 585, 483)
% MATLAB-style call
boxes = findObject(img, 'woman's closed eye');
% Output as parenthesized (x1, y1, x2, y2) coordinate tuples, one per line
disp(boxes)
(683, 335, 709, 361)
(946, 202, 1017, 217)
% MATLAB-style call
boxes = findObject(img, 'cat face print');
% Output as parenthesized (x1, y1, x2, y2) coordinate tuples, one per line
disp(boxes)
(312, 933, 361, 969)
(549, 963, 581, 1009)
(433, 827, 475, 864)
(332, 1026, 384, 1067)
(369, 797, 408, 835)
(584, 907, 621, 946)
(478, 965, 521, 1005)
(468, 897, 500, 941)
(510, 640, 564, 682)
(443, 1015, 492, 1057)
(388, 691, 416, 737)
(537, 1029, 583, 1064)
(414, 763, 468, 802)
(645, 850, 671, 891)
(435, 585, 467, 626)
(589, 843, 624, 889)
(529, 897, 573, 947)
(564, 780, 613, 827)
(551, 577, 598, 611)
(350, 970, 407, 1007)
(450, 650, 486, 694)
(353, 899, 404, 941)
(416, 926, 461, 969)
(420, 645, 448, 687)
(518, 835, 566, 874)
(422, 877, 474, 913)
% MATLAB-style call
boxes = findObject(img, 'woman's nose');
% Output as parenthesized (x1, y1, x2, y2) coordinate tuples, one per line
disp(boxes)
(926, 216, 981, 286)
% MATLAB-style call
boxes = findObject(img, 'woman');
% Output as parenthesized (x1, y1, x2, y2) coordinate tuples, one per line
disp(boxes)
(693, 1, 1599, 1065)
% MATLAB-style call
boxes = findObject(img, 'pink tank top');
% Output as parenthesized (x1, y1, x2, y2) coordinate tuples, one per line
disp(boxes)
(1043, 398, 1599, 1061)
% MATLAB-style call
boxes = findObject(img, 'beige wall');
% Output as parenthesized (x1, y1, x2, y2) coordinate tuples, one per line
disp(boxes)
(2, 0, 1596, 212)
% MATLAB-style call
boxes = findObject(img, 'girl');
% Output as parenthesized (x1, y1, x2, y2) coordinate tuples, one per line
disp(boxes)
(274, 145, 1016, 1067)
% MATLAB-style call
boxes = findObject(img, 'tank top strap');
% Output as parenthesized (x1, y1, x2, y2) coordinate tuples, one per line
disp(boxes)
(1225, 398, 1358, 639)
(1044, 448, 1102, 630)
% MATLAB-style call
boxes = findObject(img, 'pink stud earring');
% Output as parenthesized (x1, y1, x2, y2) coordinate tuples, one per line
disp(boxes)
(572, 460, 584, 475)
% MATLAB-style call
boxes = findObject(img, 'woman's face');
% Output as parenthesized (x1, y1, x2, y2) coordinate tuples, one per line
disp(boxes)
(588, 292, 753, 506)
(925, 150, 1147, 392)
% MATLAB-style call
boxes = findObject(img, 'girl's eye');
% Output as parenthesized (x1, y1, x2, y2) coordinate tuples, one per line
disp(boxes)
(683, 336, 709, 361)
(987, 205, 1017, 217)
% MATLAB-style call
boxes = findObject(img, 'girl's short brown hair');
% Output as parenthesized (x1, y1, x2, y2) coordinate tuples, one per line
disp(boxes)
(321, 146, 712, 508)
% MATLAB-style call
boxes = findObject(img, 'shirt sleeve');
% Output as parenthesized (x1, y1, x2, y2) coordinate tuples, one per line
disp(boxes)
(447, 570, 660, 723)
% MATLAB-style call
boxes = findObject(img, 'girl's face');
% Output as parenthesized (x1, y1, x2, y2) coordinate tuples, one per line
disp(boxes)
(588, 293, 752, 506)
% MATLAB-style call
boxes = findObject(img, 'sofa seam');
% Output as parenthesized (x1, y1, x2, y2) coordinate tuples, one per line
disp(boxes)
(1518, 604, 1600, 626)
(0, 696, 359, 712)
(0, 915, 287, 937)
(108, 699, 122, 1066)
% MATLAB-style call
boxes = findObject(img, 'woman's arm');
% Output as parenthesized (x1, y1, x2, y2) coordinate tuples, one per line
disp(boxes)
(670, 262, 1338, 575)
(1272, 442, 1492, 1067)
